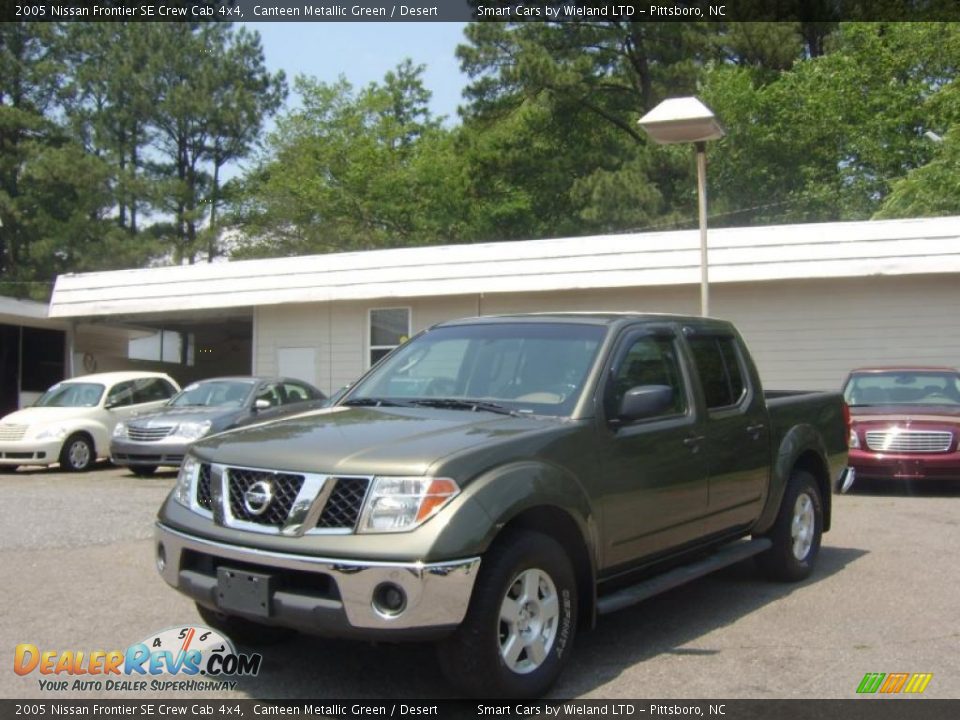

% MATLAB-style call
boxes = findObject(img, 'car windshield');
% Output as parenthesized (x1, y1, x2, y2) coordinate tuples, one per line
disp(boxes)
(169, 380, 254, 408)
(34, 382, 105, 408)
(346, 322, 607, 417)
(844, 371, 960, 407)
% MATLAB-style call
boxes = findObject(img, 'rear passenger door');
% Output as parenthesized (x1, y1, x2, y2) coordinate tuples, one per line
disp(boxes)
(684, 330, 769, 534)
(597, 327, 708, 567)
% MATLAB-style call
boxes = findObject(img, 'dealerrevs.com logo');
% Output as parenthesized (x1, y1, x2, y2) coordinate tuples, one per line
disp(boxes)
(14, 626, 262, 692)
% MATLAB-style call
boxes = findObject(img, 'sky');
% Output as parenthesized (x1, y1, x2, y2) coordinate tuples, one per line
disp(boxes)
(249, 22, 471, 122)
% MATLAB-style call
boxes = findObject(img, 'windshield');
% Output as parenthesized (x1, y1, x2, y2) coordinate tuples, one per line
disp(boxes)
(347, 322, 607, 417)
(843, 371, 960, 407)
(169, 380, 254, 408)
(34, 383, 105, 408)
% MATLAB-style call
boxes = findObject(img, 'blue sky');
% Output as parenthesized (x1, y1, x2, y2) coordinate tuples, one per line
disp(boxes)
(249, 22, 470, 122)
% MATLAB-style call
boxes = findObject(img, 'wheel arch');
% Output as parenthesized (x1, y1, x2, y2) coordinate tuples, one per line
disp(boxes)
(496, 505, 597, 631)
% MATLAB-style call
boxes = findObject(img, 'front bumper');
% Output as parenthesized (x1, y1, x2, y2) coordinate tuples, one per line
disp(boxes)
(848, 449, 960, 481)
(111, 438, 190, 467)
(0, 439, 61, 466)
(155, 523, 481, 640)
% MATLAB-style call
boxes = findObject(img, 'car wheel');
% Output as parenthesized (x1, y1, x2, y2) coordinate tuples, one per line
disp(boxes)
(437, 530, 577, 698)
(59, 434, 95, 472)
(755, 469, 823, 582)
(131, 465, 158, 478)
(195, 603, 296, 646)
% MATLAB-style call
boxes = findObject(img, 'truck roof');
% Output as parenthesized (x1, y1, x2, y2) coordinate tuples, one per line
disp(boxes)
(436, 312, 731, 328)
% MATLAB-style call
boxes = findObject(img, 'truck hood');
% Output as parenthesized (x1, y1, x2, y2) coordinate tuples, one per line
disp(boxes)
(1, 406, 99, 427)
(189, 405, 557, 476)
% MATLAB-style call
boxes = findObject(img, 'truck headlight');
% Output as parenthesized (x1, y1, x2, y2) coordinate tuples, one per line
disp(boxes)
(849, 428, 860, 449)
(113, 422, 127, 438)
(174, 455, 200, 507)
(177, 421, 212, 440)
(35, 425, 68, 441)
(358, 477, 459, 533)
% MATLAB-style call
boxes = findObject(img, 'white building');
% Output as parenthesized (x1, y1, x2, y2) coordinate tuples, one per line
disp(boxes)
(47, 215, 960, 393)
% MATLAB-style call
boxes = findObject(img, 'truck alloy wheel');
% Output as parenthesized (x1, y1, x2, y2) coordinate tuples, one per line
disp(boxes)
(438, 530, 577, 698)
(756, 469, 823, 582)
(60, 434, 94, 472)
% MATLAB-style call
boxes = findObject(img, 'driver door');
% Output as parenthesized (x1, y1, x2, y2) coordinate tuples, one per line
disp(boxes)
(597, 327, 709, 569)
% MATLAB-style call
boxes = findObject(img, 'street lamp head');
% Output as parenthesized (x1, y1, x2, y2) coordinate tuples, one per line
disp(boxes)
(638, 97, 725, 145)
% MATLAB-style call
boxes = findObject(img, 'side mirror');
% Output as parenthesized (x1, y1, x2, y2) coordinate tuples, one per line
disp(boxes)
(617, 385, 675, 423)
(254, 398, 271, 411)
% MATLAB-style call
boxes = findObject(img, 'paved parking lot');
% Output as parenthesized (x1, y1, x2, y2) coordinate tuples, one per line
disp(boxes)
(1, 464, 958, 700)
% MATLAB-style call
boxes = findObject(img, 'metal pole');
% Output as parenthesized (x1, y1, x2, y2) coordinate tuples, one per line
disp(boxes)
(695, 141, 709, 317)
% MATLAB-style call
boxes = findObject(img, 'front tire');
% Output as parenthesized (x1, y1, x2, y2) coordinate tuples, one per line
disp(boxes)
(756, 469, 823, 582)
(437, 530, 577, 698)
(59, 434, 95, 472)
(195, 603, 296, 646)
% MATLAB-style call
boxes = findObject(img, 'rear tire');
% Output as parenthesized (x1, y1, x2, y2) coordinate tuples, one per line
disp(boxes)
(195, 603, 296, 646)
(59, 434, 95, 472)
(756, 469, 823, 582)
(131, 465, 158, 477)
(437, 530, 577, 698)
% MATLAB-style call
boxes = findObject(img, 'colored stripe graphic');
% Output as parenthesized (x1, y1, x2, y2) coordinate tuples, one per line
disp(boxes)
(857, 673, 885, 694)
(880, 673, 909, 693)
(903, 673, 933, 694)
(856, 672, 933, 694)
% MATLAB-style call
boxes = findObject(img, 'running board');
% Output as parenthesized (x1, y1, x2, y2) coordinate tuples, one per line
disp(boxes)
(596, 537, 773, 615)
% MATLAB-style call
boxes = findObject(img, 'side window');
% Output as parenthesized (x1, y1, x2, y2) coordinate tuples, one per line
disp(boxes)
(607, 336, 687, 420)
(255, 383, 283, 407)
(688, 336, 747, 410)
(369, 308, 410, 367)
(106, 381, 135, 408)
(132, 378, 176, 405)
(281, 382, 312, 404)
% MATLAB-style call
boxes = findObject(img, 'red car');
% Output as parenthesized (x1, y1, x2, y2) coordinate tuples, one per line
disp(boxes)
(842, 367, 960, 488)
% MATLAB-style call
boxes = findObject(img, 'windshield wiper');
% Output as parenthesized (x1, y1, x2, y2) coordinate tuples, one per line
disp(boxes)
(343, 397, 415, 408)
(408, 398, 520, 417)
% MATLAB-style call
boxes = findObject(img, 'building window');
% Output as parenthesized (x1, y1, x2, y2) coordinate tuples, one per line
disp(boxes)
(128, 330, 194, 365)
(369, 308, 410, 367)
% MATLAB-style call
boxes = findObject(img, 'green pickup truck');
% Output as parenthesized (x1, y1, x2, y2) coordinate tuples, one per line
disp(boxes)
(155, 313, 848, 697)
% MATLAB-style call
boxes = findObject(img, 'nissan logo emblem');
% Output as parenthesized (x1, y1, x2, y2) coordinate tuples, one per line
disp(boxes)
(243, 480, 274, 516)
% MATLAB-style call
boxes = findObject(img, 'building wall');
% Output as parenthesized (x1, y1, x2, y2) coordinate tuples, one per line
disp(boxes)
(253, 274, 959, 395)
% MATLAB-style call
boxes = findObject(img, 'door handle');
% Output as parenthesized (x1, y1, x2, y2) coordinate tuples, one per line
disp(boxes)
(746, 423, 765, 434)
(683, 435, 705, 448)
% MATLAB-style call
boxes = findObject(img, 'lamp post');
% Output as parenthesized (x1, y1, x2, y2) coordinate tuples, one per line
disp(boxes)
(638, 97, 725, 317)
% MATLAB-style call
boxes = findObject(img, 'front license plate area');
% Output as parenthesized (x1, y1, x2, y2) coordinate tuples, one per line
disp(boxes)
(216, 567, 272, 618)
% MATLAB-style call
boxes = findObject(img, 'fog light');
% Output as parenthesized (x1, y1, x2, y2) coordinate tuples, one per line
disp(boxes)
(156, 542, 166, 573)
(372, 582, 407, 617)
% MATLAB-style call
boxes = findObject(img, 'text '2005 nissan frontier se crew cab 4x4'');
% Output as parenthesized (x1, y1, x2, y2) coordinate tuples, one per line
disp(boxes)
(154, 314, 848, 697)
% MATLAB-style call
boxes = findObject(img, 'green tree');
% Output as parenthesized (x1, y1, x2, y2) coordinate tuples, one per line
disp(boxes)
(147, 23, 285, 264)
(236, 63, 464, 257)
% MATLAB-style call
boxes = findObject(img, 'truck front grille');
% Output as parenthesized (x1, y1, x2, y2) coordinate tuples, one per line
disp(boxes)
(0, 425, 27, 441)
(316, 477, 370, 529)
(196, 463, 212, 510)
(865, 430, 953, 453)
(227, 468, 305, 526)
(127, 424, 175, 442)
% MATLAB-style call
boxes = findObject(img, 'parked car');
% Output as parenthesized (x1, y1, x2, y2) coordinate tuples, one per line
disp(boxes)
(0, 372, 180, 472)
(841, 366, 960, 489)
(111, 376, 327, 477)
(154, 313, 847, 697)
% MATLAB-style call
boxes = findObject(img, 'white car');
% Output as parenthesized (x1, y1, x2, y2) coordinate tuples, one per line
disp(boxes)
(0, 372, 180, 472)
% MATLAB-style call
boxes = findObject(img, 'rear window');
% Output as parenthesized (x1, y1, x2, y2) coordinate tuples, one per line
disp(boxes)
(688, 336, 747, 410)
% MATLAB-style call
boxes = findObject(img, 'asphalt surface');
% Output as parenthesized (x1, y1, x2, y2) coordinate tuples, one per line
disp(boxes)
(1, 465, 958, 700)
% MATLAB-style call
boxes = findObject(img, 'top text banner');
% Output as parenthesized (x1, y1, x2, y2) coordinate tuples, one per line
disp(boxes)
(6, 0, 960, 23)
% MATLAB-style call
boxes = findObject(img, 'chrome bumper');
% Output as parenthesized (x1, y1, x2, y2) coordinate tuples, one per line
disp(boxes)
(155, 523, 481, 632)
